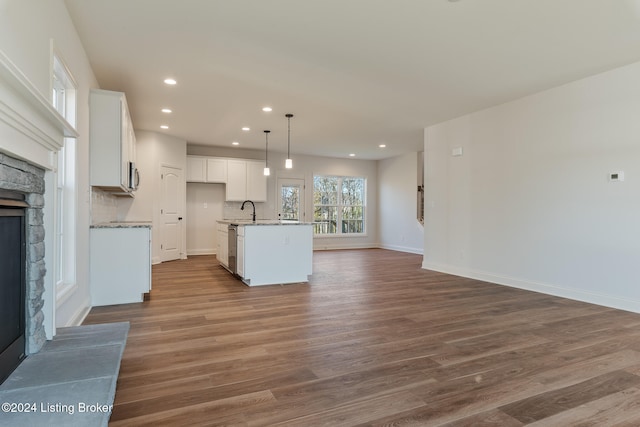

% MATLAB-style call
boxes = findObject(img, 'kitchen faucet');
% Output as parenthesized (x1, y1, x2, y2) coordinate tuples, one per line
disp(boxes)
(241, 200, 256, 222)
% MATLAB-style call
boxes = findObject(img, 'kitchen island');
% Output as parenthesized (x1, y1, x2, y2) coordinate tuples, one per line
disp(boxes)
(217, 220, 313, 286)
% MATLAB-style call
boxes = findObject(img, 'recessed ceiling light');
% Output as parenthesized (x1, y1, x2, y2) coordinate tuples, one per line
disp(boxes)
(161, 108, 172, 113)
(349, 153, 356, 157)
(241, 127, 250, 131)
(379, 144, 386, 148)
(164, 78, 177, 85)
(232, 141, 240, 146)
(262, 106, 273, 112)
(160, 125, 169, 129)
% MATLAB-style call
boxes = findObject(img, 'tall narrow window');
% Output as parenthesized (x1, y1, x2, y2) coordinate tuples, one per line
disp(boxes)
(313, 175, 366, 235)
(51, 52, 77, 304)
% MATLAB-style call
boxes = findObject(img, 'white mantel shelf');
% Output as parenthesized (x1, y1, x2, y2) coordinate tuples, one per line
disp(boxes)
(0, 49, 78, 170)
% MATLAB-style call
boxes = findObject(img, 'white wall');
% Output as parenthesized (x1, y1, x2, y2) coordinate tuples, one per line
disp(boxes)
(186, 145, 379, 251)
(0, 0, 99, 327)
(127, 130, 187, 264)
(424, 60, 640, 312)
(186, 183, 225, 255)
(378, 152, 424, 254)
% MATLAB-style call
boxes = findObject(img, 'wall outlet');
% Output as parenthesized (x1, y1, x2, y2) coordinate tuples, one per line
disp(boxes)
(609, 171, 624, 182)
(452, 147, 463, 157)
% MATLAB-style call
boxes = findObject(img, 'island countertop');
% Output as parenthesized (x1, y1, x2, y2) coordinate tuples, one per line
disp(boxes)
(91, 221, 152, 229)
(217, 219, 313, 226)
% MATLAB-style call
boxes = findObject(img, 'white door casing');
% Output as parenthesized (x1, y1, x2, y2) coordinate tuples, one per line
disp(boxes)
(161, 165, 183, 262)
(278, 178, 306, 221)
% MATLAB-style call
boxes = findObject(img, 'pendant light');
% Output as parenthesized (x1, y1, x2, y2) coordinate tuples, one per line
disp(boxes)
(263, 130, 271, 176)
(285, 113, 294, 169)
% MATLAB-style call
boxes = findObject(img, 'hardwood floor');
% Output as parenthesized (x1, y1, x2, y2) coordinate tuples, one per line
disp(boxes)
(83, 249, 640, 426)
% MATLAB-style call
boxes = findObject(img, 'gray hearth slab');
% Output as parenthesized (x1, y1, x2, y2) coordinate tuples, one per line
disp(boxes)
(0, 322, 129, 427)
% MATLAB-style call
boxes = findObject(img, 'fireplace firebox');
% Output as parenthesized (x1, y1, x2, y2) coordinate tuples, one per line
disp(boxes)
(0, 189, 28, 384)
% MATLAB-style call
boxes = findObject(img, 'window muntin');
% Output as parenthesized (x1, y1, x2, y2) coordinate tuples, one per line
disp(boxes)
(313, 175, 365, 235)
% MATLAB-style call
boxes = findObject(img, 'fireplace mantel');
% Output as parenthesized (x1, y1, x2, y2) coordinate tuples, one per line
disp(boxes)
(0, 49, 78, 170)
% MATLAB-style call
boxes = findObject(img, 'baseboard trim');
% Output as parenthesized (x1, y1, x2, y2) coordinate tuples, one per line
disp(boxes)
(187, 249, 215, 256)
(378, 243, 424, 255)
(64, 298, 92, 327)
(422, 261, 640, 314)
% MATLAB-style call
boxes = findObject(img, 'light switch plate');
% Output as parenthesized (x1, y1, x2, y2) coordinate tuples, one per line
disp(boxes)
(452, 147, 463, 157)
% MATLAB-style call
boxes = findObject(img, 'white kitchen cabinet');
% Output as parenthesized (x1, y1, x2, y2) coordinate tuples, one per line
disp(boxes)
(186, 156, 206, 182)
(226, 160, 247, 201)
(187, 156, 228, 183)
(226, 159, 267, 202)
(187, 156, 267, 201)
(90, 89, 135, 194)
(216, 222, 229, 267)
(246, 160, 267, 201)
(90, 226, 151, 306)
(207, 158, 227, 183)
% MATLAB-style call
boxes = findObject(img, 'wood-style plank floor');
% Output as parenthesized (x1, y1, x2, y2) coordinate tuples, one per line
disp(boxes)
(83, 249, 640, 426)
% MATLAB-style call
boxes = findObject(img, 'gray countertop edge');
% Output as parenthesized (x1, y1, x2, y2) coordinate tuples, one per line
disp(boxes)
(91, 222, 152, 229)
(217, 220, 313, 226)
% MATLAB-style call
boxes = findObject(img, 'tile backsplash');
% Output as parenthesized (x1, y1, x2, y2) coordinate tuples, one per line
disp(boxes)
(223, 201, 267, 220)
(91, 189, 118, 224)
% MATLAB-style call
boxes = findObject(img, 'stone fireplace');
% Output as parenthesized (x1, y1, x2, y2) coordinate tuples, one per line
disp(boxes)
(0, 154, 48, 356)
(0, 50, 77, 376)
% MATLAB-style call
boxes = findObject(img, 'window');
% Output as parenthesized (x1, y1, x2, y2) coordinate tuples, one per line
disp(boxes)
(51, 51, 77, 305)
(313, 175, 365, 235)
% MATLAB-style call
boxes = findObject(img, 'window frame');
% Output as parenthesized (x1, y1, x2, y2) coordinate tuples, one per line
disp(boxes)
(51, 49, 78, 306)
(313, 174, 367, 237)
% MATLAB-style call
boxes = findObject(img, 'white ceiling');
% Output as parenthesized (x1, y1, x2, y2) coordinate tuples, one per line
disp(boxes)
(64, 0, 640, 160)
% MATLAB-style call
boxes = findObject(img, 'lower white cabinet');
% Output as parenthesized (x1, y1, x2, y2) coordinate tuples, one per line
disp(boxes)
(90, 226, 151, 306)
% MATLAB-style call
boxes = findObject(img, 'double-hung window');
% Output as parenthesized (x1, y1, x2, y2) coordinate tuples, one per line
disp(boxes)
(52, 52, 77, 305)
(313, 175, 366, 235)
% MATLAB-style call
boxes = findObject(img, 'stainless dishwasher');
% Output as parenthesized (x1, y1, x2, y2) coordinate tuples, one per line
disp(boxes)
(228, 224, 238, 275)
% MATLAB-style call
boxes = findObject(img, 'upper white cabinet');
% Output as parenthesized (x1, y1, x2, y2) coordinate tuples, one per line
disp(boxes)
(207, 158, 227, 183)
(186, 156, 228, 183)
(226, 160, 246, 201)
(186, 156, 206, 182)
(226, 160, 267, 202)
(187, 155, 267, 202)
(246, 160, 267, 201)
(90, 89, 136, 194)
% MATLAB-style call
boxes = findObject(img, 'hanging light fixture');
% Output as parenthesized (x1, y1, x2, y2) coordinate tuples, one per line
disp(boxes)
(263, 130, 271, 176)
(285, 113, 294, 169)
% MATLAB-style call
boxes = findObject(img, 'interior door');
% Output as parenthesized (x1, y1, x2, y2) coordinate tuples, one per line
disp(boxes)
(278, 178, 305, 221)
(161, 165, 183, 262)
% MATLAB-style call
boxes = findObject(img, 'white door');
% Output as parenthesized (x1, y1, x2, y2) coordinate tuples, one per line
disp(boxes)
(161, 165, 183, 262)
(278, 178, 305, 221)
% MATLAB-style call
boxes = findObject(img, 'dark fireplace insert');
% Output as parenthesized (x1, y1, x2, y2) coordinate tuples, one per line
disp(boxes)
(0, 189, 28, 385)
